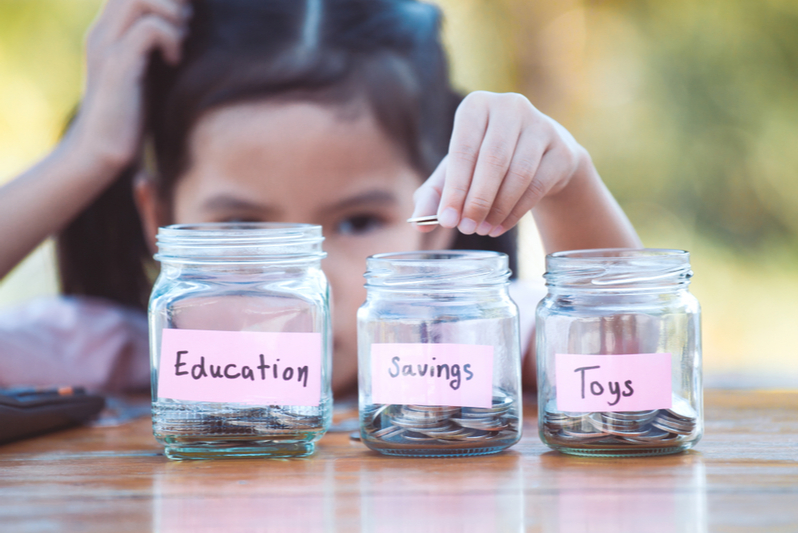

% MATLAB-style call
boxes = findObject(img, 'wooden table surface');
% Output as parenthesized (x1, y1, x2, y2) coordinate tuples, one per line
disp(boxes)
(1, 389, 796, 532)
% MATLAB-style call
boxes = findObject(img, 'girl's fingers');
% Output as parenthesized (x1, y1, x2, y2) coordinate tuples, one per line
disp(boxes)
(95, 0, 188, 46)
(117, 13, 186, 67)
(459, 109, 524, 235)
(436, 92, 580, 238)
(489, 145, 570, 237)
(87, 0, 189, 83)
(479, 127, 548, 233)
(411, 157, 447, 234)
(437, 92, 490, 229)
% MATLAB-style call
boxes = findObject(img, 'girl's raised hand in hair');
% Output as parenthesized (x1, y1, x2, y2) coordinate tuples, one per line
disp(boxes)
(70, 0, 191, 173)
(411, 91, 640, 253)
(0, 0, 191, 281)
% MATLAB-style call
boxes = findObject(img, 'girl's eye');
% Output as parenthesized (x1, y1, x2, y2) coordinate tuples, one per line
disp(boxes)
(336, 214, 385, 236)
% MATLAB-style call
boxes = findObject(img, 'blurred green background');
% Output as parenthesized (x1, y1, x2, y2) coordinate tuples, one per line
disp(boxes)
(0, 0, 796, 387)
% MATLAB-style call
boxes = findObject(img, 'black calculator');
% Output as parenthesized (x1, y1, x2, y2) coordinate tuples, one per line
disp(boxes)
(0, 387, 105, 445)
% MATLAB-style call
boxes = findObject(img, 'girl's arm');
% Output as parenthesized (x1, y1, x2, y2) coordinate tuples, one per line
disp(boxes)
(531, 149, 642, 253)
(411, 91, 642, 253)
(0, 0, 189, 281)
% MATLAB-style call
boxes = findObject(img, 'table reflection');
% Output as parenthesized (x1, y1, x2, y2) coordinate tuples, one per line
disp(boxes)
(529, 452, 708, 532)
(148, 446, 708, 532)
(357, 454, 525, 532)
(151, 461, 339, 532)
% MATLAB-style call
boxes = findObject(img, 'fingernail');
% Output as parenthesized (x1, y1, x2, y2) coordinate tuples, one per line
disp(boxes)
(438, 207, 459, 228)
(458, 218, 478, 235)
(476, 221, 493, 235)
(488, 225, 505, 238)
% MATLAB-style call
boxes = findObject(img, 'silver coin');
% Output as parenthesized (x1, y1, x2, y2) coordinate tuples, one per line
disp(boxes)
(650, 419, 694, 436)
(367, 404, 390, 423)
(402, 434, 439, 443)
(425, 428, 476, 440)
(602, 410, 659, 421)
(667, 397, 697, 421)
(653, 414, 695, 431)
(589, 416, 650, 437)
(561, 428, 608, 438)
(600, 411, 658, 425)
(373, 426, 405, 439)
(406, 215, 439, 225)
(543, 404, 697, 448)
(620, 430, 674, 443)
(362, 393, 518, 447)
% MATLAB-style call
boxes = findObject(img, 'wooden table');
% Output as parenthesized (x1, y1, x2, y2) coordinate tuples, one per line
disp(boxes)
(1, 390, 796, 532)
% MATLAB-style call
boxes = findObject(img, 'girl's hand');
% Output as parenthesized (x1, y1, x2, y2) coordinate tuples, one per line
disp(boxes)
(412, 91, 587, 237)
(67, 0, 191, 174)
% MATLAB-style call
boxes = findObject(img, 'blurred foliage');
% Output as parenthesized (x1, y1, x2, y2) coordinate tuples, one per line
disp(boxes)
(597, 0, 796, 255)
(0, 0, 96, 177)
(440, 0, 797, 259)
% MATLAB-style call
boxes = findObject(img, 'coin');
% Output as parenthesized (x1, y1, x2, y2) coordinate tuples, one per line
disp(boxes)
(541, 397, 698, 449)
(406, 215, 439, 225)
(361, 393, 519, 448)
(406, 215, 440, 226)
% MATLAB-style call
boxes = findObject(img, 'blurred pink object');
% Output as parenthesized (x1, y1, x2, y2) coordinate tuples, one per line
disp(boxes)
(0, 297, 149, 393)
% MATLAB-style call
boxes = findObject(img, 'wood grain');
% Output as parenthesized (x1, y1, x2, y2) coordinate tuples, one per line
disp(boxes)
(0, 390, 795, 532)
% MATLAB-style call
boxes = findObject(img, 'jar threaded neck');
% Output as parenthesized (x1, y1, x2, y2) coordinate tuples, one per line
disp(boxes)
(154, 223, 326, 264)
(544, 248, 692, 291)
(364, 250, 511, 291)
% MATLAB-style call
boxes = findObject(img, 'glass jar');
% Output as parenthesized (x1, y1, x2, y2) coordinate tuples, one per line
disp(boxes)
(148, 223, 331, 459)
(357, 251, 522, 457)
(536, 249, 702, 457)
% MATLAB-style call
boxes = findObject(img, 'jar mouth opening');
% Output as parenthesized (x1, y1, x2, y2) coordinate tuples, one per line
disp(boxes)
(365, 250, 510, 289)
(370, 250, 506, 263)
(549, 248, 689, 261)
(545, 248, 692, 289)
(155, 223, 325, 263)
(158, 222, 321, 239)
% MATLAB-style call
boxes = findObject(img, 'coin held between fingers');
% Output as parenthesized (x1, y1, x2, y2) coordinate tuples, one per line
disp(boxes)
(407, 215, 439, 226)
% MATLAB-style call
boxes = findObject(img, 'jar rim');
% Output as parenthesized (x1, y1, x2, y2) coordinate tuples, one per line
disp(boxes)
(548, 248, 689, 261)
(155, 222, 326, 264)
(157, 222, 321, 239)
(369, 250, 506, 263)
(544, 248, 692, 290)
(365, 250, 510, 289)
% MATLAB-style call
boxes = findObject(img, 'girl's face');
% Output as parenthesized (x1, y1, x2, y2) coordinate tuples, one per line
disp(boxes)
(138, 101, 452, 395)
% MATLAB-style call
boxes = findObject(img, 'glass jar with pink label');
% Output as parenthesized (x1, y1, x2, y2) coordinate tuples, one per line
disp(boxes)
(357, 251, 522, 457)
(537, 249, 702, 457)
(149, 223, 331, 459)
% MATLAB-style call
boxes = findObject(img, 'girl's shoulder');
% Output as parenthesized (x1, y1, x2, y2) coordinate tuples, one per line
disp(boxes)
(0, 296, 150, 392)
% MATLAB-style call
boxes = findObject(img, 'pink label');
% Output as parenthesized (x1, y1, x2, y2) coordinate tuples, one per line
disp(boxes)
(555, 353, 672, 412)
(158, 329, 322, 406)
(370, 343, 493, 408)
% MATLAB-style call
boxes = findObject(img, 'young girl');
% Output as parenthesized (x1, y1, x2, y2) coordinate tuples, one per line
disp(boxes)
(0, 0, 640, 395)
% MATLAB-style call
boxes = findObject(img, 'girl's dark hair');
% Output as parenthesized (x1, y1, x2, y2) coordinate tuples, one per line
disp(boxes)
(57, 0, 517, 310)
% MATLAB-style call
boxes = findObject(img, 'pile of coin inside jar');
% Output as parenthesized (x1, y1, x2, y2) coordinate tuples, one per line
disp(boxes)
(154, 403, 324, 440)
(361, 394, 518, 448)
(542, 397, 697, 448)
